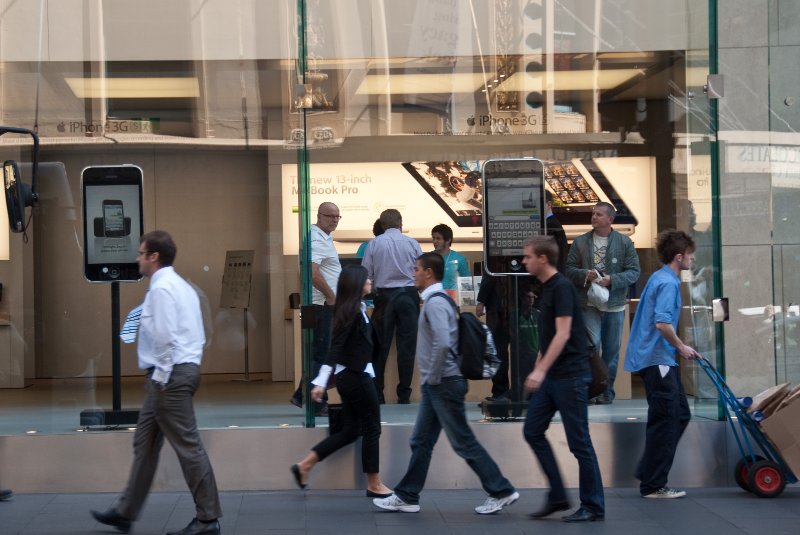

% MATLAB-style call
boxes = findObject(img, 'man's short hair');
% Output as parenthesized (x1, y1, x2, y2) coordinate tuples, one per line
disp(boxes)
(431, 223, 453, 244)
(523, 235, 559, 267)
(417, 252, 444, 282)
(595, 201, 616, 220)
(656, 229, 695, 264)
(544, 189, 554, 204)
(379, 209, 402, 230)
(141, 230, 177, 266)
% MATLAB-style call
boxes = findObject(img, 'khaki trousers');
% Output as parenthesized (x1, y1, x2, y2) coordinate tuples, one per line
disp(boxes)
(117, 364, 222, 522)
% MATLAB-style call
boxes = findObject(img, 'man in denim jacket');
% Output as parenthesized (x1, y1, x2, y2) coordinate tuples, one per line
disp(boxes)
(565, 202, 640, 403)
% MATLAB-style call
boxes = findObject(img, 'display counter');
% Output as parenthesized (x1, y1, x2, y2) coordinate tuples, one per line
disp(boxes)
(286, 306, 493, 403)
(285, 303, 632, 403)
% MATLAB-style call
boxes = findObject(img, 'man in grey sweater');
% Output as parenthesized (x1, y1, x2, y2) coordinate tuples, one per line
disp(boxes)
(373, 252, 518, 515)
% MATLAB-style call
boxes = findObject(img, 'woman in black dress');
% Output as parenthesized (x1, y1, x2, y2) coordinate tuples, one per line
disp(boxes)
(291, 265, 392, 497)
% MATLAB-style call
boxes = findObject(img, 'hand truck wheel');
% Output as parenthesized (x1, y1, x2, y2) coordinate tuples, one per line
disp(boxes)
(747, 459, 786, 498)
(734, 455, 765, 492)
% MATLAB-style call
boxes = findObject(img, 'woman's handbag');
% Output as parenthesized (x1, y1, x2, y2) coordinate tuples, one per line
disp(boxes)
(588, 346, 610, 399)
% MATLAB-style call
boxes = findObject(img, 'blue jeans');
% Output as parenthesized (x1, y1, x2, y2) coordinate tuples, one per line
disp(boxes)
(523, 375, 604, 515)
(637, 365, 691, 495)
(394, 377, 515, 505)
(584, 307, 624, 400)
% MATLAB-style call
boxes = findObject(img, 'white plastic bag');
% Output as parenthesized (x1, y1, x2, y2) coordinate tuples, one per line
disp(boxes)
(587, 270, 609, 308)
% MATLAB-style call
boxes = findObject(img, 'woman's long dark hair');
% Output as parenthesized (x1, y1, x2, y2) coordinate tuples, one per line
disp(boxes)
(332, 264, 368, 334)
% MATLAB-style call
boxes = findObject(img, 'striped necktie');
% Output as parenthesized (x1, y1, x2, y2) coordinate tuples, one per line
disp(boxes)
(120, 305, 143, 344)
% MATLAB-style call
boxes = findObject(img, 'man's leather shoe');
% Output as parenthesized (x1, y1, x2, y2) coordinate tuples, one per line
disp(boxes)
(91, 508, 132, 533)
(167, 517, 221, 535)
(562, 507, 603, 522)
(595, 392, 612, 405)
(528, 500, 570, 519)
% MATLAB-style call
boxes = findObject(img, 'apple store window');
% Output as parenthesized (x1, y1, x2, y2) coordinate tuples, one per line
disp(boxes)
(0, 0, 772, 437)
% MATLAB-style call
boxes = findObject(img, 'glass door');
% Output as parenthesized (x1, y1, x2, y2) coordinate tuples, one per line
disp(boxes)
(678, 1, 722, 419)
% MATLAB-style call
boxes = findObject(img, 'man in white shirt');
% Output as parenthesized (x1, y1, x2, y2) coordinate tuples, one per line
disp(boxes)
(91, 230, 222, 535)
(290, 202, 342, 414)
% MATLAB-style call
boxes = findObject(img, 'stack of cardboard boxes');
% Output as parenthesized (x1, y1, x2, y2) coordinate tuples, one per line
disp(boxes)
(750, 383, 800, 477)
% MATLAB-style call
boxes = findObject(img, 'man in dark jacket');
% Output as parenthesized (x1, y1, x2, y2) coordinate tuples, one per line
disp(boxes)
(565, 202, 640, 404)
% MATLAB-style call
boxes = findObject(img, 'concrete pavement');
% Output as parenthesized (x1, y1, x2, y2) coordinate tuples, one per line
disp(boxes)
(0, 486, 798, 534)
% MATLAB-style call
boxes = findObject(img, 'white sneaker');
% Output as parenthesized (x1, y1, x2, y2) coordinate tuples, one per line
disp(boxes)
(643, 487, 686, 499)
(373, 493, 421, 513)
(474, 491, 520, 514)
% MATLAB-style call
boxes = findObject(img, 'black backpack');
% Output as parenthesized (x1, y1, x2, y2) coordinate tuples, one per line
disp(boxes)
(430, 292, 500, 380)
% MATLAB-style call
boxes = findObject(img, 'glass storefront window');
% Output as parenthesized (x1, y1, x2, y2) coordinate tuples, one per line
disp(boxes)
(301, 0, 720, 418)
(9, 1, 795, 436)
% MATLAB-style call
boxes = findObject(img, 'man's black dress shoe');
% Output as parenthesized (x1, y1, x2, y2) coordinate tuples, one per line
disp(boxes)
(91, 508, 132, 533)
(562, 507, 603, 522)
(167, 518, 221, 535)
(528, 500, 570, 519)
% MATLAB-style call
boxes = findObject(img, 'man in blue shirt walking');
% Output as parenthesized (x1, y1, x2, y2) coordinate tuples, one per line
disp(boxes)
(625, 229, 700, 499)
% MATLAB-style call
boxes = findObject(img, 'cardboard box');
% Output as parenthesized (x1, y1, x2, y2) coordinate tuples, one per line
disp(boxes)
(760, 397, 800, 477)
(749, 383, 790, 414)
(777, 384, 800, 413)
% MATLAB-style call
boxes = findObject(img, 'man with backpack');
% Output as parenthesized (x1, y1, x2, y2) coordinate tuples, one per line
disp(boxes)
(373, 252, 518, 515)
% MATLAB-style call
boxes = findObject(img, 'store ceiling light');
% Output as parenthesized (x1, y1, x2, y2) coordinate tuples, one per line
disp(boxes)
(65, 77, 200, 99)
(355, 73, 488, 95)
(355, 68, 644, 96)
(499, 68, 644, 92)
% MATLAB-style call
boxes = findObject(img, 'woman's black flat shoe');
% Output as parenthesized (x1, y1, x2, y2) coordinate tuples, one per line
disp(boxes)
(366, 490, 393, 498)
(290, 464, 306, 489)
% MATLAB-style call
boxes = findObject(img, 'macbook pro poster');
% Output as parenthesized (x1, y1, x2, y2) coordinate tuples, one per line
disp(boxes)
(281, 158, 654, 255)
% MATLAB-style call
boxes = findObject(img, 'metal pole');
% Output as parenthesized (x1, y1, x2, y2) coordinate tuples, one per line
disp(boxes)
(111, 281, 121, 412)
(233, 307, 261, 382)
(510, 277, 521, 402)
(243, 307, 250, 381)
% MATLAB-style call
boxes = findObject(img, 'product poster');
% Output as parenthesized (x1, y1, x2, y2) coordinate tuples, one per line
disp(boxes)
(220, 250, 255, 309)
(281, 158, 656, 255)
(84, 184, 141, 265)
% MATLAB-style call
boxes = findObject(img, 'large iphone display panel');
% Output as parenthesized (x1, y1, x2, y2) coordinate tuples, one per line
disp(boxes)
(82, 165, 144, 282)
(482, 158, 545, 275)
